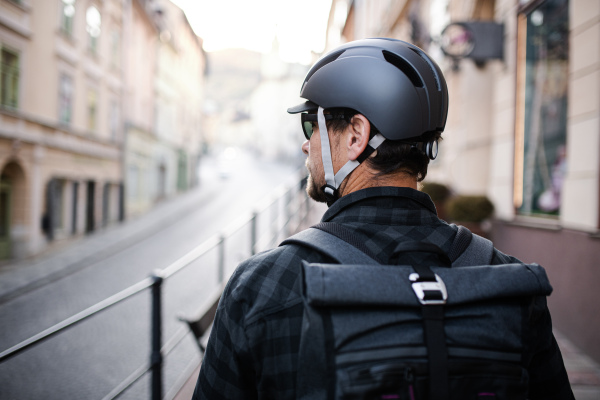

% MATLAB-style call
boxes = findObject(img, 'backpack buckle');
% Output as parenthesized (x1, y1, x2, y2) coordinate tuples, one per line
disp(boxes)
(409, 273, 448, 305)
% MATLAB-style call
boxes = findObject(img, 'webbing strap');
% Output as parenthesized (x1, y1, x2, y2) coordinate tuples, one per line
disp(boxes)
(413, 263, 449, 400)
(312, 222, 383, 264)
(449, 225, 496, 267)
(318, 107, 336, 197)
(333, 133, 385, 188)
(448, 225, 473, 262)
(280, 227, 380, 265)
(422, 305, 449, 400)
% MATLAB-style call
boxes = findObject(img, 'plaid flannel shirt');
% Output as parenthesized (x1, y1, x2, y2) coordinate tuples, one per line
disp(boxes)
(193, 187, 573, 399)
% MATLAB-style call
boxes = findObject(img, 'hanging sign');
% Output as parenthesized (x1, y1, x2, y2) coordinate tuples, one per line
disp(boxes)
(440, 22, 504, 62)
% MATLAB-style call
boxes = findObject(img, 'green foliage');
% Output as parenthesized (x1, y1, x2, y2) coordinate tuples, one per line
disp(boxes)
(420, 182, 451, 203)
(446, 195, 495, 222)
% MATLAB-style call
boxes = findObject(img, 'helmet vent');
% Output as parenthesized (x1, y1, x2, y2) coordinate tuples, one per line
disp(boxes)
(408, 47, 441, 91)
(382, 50, 424, 88)
(305, 50, 344, 83)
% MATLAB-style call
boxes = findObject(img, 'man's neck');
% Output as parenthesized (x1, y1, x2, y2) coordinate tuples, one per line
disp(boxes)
(338, 164, 417, 196)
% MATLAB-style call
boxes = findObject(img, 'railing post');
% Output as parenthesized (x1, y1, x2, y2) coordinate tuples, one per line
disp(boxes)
(150, 271, 164, 400)
(271, 202, 279, 247)
(250, 212, 257, 255)
(284, 189, 291, 238)
(218, 235, 225, 287)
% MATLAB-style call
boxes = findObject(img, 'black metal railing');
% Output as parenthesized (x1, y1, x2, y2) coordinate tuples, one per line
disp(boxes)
(0, 172, 319, 399)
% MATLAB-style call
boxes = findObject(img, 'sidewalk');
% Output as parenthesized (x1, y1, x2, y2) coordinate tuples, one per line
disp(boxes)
(555, 331, 600, 399)
(0, 181, 220, 304)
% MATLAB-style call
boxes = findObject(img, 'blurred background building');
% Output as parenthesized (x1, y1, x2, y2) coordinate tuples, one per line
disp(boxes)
(123, 0, 205, 217)
(0, 0, 206, 258)
(325, 0, 599, 363)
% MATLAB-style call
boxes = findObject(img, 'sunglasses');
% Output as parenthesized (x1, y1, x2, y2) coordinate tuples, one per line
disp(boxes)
(301, 113, 347, 140)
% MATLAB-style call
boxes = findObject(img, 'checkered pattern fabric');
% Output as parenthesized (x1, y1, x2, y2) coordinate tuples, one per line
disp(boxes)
(193, 187, 573, 399)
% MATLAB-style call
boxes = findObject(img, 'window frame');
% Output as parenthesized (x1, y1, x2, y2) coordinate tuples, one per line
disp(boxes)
(0, 46, 20, 109)
(60, 0, 76, 37)
(58, 73, 74, 125)
(87, 88, 98, 132)
(86, 5, 102, 54)
(513, 0, 570, 219)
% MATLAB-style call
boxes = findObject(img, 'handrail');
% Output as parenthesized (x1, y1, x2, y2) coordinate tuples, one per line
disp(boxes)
(0, 171, 316, 399)
(0, 276, 154, 362)
(162, 234, 222, 279)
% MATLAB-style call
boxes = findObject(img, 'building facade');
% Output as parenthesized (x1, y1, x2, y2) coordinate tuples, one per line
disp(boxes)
(0, 0, 125, 259)
(0, 0, 206, 258)
(326, 0, 600, 362)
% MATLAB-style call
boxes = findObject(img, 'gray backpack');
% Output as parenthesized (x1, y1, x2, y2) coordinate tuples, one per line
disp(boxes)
(281, 222, 553, 400)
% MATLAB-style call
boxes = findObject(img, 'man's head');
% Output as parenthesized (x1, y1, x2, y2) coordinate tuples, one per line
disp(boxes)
(288, 38, 449, 203)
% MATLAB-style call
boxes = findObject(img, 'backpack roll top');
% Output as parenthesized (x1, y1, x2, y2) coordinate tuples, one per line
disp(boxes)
(302, 262, 552, 307)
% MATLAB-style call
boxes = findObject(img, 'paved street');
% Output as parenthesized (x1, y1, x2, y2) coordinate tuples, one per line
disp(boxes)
(0, 151, 315, 399)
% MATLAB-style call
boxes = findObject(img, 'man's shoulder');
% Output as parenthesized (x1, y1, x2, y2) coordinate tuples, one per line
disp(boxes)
(228, 241, 315, 287)
(491, 246, 523, 265)
(221, 240, 323, 325)
(466, 230, 523, 265)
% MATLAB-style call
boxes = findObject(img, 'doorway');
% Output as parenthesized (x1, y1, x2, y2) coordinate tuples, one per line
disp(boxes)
(0, 178, 11, 258)
(0, 162, 26, 259)
(86, 180, 95, 233)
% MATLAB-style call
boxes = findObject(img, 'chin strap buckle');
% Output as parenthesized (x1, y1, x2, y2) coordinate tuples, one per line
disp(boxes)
(321, 184, 337, 202)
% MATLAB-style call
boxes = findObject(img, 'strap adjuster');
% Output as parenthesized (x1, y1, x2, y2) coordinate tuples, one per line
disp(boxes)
(409, 273, 448, 305)
(321, 184, 337, 197)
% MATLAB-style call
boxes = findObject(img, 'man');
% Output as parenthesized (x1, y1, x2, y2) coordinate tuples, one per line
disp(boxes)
(193, 38, 573, 399)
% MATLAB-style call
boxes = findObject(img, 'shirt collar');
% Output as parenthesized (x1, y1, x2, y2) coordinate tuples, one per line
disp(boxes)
(322, 186, 437, 222)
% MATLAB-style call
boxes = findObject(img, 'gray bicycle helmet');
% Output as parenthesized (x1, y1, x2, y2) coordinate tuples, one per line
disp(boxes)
(288, 38, 448, 200)
(288, 38, 448, 140)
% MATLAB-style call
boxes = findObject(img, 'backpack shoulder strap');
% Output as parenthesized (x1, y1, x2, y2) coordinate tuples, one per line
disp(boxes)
(280, 222, 381, 265)
(282, 222, 494, 267)
(450, 225, 495, 267)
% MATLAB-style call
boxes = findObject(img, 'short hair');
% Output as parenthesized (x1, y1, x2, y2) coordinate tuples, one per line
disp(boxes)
(325, 108, 441, 181)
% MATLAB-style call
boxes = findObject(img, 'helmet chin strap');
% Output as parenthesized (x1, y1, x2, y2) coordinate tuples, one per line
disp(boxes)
(317, 106, 385, 202)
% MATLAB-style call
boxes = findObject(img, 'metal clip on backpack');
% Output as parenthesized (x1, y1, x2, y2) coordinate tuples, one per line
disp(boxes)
(281, 223, 553, 400)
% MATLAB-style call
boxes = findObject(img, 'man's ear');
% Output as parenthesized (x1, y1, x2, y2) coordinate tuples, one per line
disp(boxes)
(346, 114, 371, 161)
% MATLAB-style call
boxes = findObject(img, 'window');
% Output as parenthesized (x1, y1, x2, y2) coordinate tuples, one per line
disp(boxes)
(87, 89, 97, 132)
(59, 74, 73, 124)
(86, 6, 101, 54)
(1, 48, 19, 108)
(61, 0, 76, 37)
(515, 0, 569, 217)
(110, 30, 121, 68)
(109, 100, 119, 141)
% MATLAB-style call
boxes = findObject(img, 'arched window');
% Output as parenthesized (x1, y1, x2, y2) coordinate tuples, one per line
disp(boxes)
(86, 5, 102, 53)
